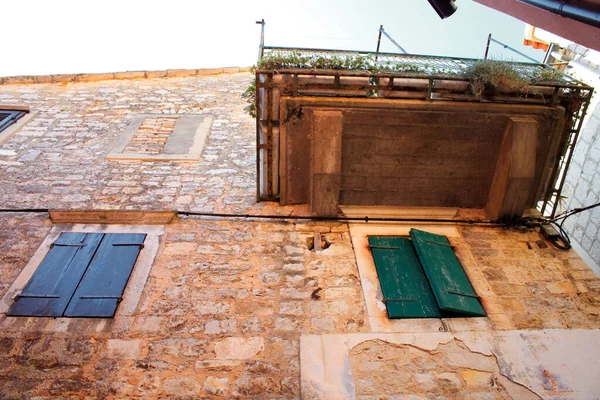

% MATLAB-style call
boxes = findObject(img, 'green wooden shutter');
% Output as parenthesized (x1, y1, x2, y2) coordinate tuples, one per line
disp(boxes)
(64, 233, 146, 318)
(7, 233, 104, 317)
(409, 229, 485, 317)
(369, 236, 440, 319)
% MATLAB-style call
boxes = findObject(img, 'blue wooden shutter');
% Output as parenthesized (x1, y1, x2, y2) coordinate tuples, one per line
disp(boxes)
(409, 229, 485, 317)
(63, 233, 146, 318)
(369, 236, 440, 318)
(0, 110, 26, 132)
(7, 233, 104, 317)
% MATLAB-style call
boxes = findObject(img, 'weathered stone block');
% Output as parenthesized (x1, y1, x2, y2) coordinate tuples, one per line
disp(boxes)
(162, 376, 201, 397)
(106, 339, 141, 359)
(546, 281, 579, 294)
(204, 376, 229, 395)
(460, 369, 493, 387)
(215, 337, 264, 359)
(163, 242, 197, 255)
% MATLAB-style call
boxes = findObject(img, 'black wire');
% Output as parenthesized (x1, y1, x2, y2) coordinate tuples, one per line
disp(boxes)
(0, 208, 500, 224)
(541, 201, 600, 251)
(548, 220, 572, 250)
(0, 203, 596, 246)
(552, 201, 600, 223)
(176, 210, 500, 225)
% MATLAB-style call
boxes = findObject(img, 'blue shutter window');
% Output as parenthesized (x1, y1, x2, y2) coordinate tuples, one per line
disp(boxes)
(0, 110, 27, 133)
(7, 232, 145, 318)
(64, 233, 146, 318)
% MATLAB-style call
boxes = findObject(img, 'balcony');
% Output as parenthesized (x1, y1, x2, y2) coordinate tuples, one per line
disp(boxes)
(252, 47, 594, 219)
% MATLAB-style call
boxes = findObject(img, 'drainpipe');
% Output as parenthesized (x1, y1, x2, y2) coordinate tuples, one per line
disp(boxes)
(518, 0, 600, 28)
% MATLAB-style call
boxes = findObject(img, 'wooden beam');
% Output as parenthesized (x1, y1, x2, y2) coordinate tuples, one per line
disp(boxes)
(486, 117, 538, 220)
(310, 110, 343, 216)
(49, 210, 178, 225)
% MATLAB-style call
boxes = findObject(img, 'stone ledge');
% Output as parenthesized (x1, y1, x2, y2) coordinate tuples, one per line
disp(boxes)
(0, 66, 252, 85)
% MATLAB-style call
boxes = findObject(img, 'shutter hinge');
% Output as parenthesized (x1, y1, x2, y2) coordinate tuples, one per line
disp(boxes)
(383, 298, 417, 303)
(80, 295, 123, 303)
(368, 245, 401, 251)
(424, 240, 455, 249)
(447, 290, 480, 299)
(14, 294, 60, 299)
(50, 243, 86, 248)
(113, 243, 144, 249)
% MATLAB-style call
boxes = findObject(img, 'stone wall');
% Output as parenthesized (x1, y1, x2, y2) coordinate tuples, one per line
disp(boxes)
(563, 101, 600, 267)
(0, 73, 256, 213)
(459, 225, 600, 330)
(0, 214, 368, 399)
(1, 73, 600, 399)
(349, 339, 538, 399)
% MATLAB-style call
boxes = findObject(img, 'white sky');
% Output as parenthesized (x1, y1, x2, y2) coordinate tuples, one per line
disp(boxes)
(0, 0, 544, 76)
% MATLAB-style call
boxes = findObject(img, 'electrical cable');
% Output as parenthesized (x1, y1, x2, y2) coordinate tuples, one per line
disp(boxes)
(548, 220, 572, 250)
(0, 207, 499, 224)
(551, 201, 600, 223)
(539, 201, 600, 251)
(2, 203, 599, 252)
(176, 210, 500, 225)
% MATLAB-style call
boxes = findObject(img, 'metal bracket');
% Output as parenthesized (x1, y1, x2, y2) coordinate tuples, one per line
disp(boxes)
(424, 240, 454, 249)
(447, 290, 480, 299)
(383, 298, 416, 303)
(50, 243, 86, 248)
(15, 294, 60, 299)
(113, 243, 144, 249)
(368, 245, 401, 250)
(80, 295, 123, 303)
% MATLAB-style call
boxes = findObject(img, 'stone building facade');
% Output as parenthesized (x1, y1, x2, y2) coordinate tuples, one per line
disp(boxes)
(1, 70, 600, 399)
(560, 43, 600, 270)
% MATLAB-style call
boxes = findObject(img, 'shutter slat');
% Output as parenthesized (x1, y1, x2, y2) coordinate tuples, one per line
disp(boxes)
(409, 229, 485, 317)
(63, 233, 146, 318)
(369, 236, 440, 319)
(7, 233, 104, 317)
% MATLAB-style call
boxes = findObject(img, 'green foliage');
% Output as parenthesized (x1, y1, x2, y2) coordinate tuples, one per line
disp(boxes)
(465, 60, 529, 96)
(242, 54, 572, 117)
(241, 69, 256, 119)
(255, 52, 440, 75)
(531, 67, 564, 83)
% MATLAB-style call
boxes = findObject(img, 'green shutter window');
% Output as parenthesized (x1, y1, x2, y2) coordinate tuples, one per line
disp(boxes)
(369, 236, 440, 319)
(409, 229, 485, 317)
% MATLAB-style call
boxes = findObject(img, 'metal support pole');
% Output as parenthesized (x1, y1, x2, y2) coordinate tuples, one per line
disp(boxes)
(256, 19, 265, 63)
(375, 25, 383, 60)
(484, 33, 491, 59)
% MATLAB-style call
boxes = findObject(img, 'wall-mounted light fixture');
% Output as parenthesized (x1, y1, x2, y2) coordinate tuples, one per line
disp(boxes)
(427, 0, 458, 19)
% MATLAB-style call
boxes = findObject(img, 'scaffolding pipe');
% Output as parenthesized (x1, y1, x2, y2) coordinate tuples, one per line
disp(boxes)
(489, 36, 540, 63)
(379, 26, 407, 54)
